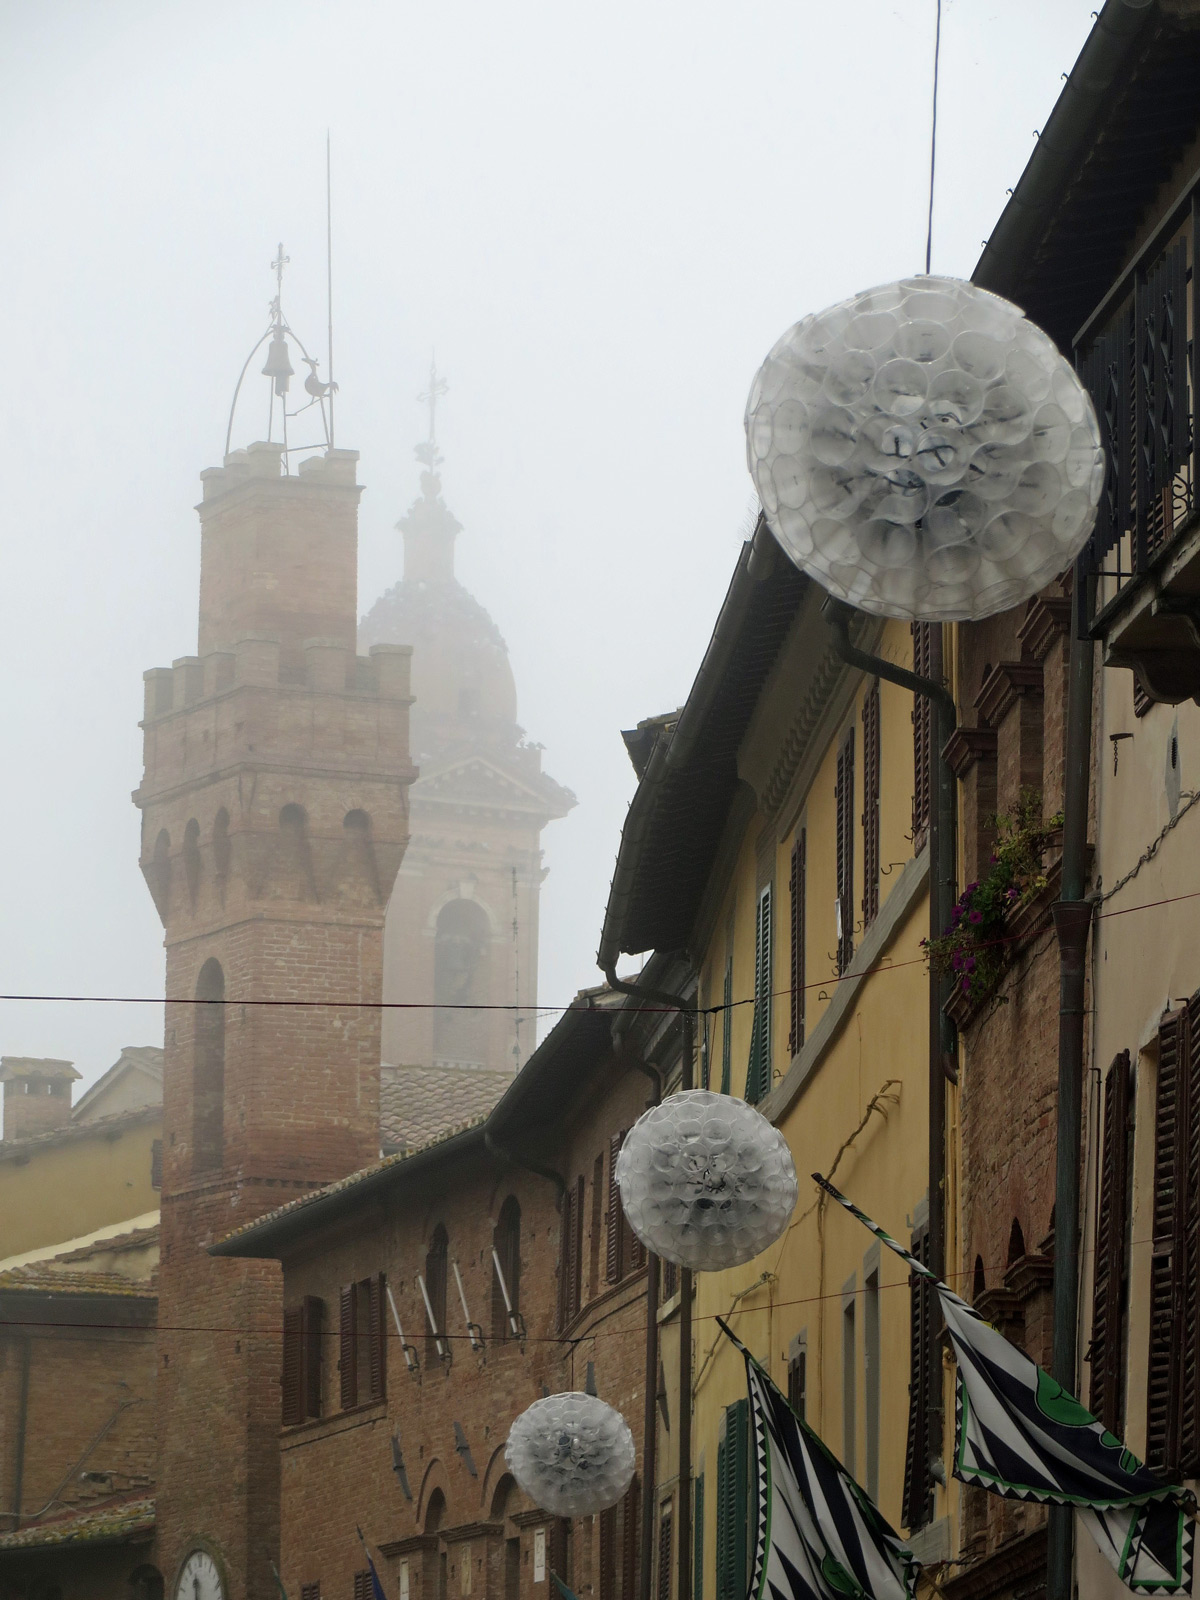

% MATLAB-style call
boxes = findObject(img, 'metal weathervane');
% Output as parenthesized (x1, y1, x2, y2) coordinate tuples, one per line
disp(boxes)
(415, 355, 448, 470)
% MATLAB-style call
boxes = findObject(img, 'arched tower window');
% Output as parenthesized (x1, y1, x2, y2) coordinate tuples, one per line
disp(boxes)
(492, 1196, 521, 1340)
(1007, 1218, 1026, 1266)
(433, 899, 490, 1065)
(148, 828, 172, 918)
(278, 803, 316, 900)
(194, 958, 226, 1173)
(183, 819, 201, 906)
(212, 808, 231, 882)
(973, 1255, 986, 1300)
(425, 1224, 448, 1366)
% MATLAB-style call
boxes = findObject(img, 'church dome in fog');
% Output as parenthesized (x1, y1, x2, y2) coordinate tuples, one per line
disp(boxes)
(358, 466, 519, 754)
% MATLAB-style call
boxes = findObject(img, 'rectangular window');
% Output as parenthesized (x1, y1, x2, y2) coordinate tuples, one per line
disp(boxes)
(835, 729, 855, 975)
(559, 1182, 581, 1328)
(720, 956, 733, 1096)
(864, 1267, 881, 1502)
(789, 831, 806, 1056)
(590, 1152, 605, 1300)
(606, 1132, 644, 1285)
(787, 1333, 806, 1419)
(339, 1277, 385, 1409)
(693, 1474, 705, 1600)
(354, 1573, 371, 1600)
(621, 1478, 641, 1600)
(911, 624, 934, 851)
(150, 1138, 163, 1191)
(902, 1225, 935, 1531)
(1146, 1000, 1200, 1476)
(1090, 1051, 1134, 1433)
(699, 980, 710, 1090)
(599, 1504, 617, 1600)
(862, 679, 881, 929)
(715, 1400, 749, 1600)
(745, 885, 772, 1103)
(657, 1502, 673, 1600)
(842, 1284, 857, 1476)
(300, 1585, 321, 1600)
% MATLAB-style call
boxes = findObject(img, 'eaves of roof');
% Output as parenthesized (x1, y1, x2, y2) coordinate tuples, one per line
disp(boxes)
(0, 1103, 160, 1163)
(973, 0, 1200, 347)
(597, 519, 808, 967)
(0, 1496, 155, 1552)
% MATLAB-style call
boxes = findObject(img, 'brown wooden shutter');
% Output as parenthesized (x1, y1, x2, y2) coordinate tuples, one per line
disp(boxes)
(559, 1184, 577, 1330)
(353, 1573, 370, 1600)
(911, 624, 933, 851)
(789, 831, 806, 1056)
(835, 728, 855, 975)
(549, 1518, 569, 1584)
(607, 1133, 625, 1284)
(621, 1477, 641, 1600)
(282, 1304, 303, 1426)
(657, 1502, 673, 1600)
(368, 1274, 387, 1403)
(1147, 1009, 1187, 1473)
(301, 1584, 322, 1600)
(1089, 1052, 1132, 1432)
(861, 680, 881, 929)
(1181, 994, 1200, 1472)
(599, 1504, 617, 1600)
(571, 1175, 585, 1320)
(339, 1283, 357, 1411)
(902, 1226, 933, 1532)
(300, 1295, 323, 1421)
(150, 1138, 163, 1191)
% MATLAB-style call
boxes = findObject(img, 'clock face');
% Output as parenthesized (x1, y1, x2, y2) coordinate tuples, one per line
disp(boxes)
(175, 1550, 225, 1600)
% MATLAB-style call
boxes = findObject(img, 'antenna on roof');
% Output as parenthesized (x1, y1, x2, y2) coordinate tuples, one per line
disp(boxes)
(326, 130, 336, 448)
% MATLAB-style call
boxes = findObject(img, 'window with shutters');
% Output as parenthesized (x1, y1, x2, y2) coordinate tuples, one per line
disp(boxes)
(720, 955, 733, 1096)
(621, 1477, 641, 1600)
(657, 1501, 673, 1600)
(426, 1225, 449, 1367)
(339, 1277, 386, 1409)
(661, 1257, 679, 1304)
(911, 625, 933, 852)
(607, 1131, 645, 1286)
(193, 957, 226, 1173)
(902, 1225, 935, 1531)
(1146, 999, 1200, 1477)
(715, 1401, 749, 1600)
(745, 885, 772, 1103)
(300, 1585, 321, 1600)
(353, 1573, 371, 1600)
(492, 1196, 521, 1340)
(699, 983, 711, 1090)
(862, 680, 881, 929)
(693, 1474, 705, 1600)
(558, 1178, 584, 1328)
(1089, 1051, 1133, 1433)
(283, 1304, 303, 1426)
(787, 1336, 806, 1419)
(789, 831, 806, 1057)
(599, 1504, 617, 1600)
(150, 1138, 163, 1191)
(835, 730, 855, 975)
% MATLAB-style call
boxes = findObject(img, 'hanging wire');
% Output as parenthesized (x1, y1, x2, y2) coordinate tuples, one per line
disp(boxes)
(925, 0, 943, 274)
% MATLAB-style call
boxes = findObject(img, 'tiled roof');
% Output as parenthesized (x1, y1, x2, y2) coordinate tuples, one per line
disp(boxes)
(0, 1495, 154, 1550)
(216, 1115, 490, 1248)
(0, 1102, 159, 1162)
(0, 1263, 156, 1297)
(55, 1223, 159, 1263)
(380, 1065, 512, 1151)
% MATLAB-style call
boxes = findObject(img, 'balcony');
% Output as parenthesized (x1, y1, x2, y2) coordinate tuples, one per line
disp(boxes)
(1076, 175, 1200, 703)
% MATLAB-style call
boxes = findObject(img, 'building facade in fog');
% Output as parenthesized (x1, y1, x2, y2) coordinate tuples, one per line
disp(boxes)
(360, 425, 574, 1150)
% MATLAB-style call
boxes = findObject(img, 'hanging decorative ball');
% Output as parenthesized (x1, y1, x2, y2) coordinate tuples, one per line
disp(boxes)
(615, 1089, 798, 1272)
(744, 276, 1103, 622)
(505, 1392, 636, 1517)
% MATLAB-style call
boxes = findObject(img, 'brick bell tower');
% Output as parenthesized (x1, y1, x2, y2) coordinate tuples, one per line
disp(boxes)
(134, 269, 416, 1599)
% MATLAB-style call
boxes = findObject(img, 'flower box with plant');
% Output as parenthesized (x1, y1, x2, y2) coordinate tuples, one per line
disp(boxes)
(924, 791, 1063, 1003)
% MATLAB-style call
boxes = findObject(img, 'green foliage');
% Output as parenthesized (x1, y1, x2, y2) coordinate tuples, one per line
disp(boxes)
(923, 791, 1062, 1002)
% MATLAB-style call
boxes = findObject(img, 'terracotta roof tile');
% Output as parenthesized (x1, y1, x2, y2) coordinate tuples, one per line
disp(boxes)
(0, 1264, 156, 1297)
(380, 1065, 511, 1151)
(0, 1495, 154, 1550)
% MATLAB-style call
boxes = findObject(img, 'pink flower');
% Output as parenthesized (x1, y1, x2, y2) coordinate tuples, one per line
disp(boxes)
(969, 909, 983, 924)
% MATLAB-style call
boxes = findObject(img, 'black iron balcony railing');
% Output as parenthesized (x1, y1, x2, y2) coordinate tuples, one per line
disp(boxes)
(1075, 175, 1199, 628)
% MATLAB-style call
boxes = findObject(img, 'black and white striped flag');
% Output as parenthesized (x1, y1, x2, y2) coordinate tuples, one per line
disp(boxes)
(717, 1318, 919, 1600)
(815, 1176, 1194, 1595)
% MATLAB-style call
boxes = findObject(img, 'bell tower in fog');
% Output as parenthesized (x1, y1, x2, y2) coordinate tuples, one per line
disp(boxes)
(134, 257, 416, 1598)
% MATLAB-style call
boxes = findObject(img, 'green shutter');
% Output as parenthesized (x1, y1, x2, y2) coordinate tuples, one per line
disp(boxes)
(693, 1474, 705, 1600)
(746, 889, 772, 1103)
(715, 1402, 749, 1600)
(720, 959, 733, 1096)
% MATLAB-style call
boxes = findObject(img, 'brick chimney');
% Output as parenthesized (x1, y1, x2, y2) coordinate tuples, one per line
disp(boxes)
(0, 1058, 80, 1141)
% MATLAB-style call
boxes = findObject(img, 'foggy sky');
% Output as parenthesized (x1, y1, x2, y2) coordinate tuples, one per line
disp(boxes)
(0, 0, 1098, 1090)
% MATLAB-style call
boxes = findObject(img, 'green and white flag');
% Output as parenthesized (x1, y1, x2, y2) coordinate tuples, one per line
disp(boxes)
(815, 1176, 1194, 1595)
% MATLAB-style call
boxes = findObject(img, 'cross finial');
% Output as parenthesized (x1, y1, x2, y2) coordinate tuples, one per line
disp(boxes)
(415, 353, 449, 470)
(269, 242, 290, 327)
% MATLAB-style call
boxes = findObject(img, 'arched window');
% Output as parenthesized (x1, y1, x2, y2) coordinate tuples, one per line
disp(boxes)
(148, 828, 172, 918)
(492, 1197, 521, 1340)
(1007, 1218, 1026, 1266)
(183, 819, 201, 906)
(194, 958, 225, 1173)
(425, 1486, 446, 1534)
(213, 808, 231, 882)
(433, 899, 490, 1065)
(973, 1255, 986, 1300)
(278, 803, 316, 900)
(425, 1224, 449, 1365)
(342, 809, 380, 904)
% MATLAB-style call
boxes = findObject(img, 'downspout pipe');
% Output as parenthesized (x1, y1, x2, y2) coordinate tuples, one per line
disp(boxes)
(823, 596, 957, 1502)
(604, 966, 693, 1600)
(1046, 589, 1097, 1600)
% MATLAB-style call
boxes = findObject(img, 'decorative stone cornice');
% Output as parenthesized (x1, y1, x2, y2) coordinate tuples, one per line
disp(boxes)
(974, 661, 1043, 728)
(379, 1534, 438, 1558)
(942, 725, 998, 777)
(441, 1521, 503, 1544)
(1016, 595, 1072, 663)
(759, 646, 843, 819)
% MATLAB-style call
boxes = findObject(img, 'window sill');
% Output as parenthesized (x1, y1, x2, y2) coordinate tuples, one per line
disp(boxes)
(281, 1399, 387, 1442)
(657, 1290, 681, 1324)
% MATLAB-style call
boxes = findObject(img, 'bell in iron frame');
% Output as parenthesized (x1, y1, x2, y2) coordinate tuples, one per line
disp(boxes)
(262, 331, 294, 396)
